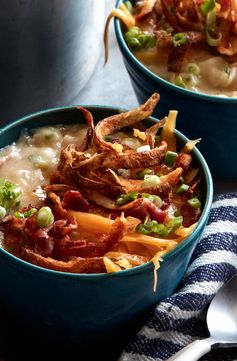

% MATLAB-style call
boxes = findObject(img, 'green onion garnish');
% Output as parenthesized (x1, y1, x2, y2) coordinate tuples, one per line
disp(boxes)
(141, 193, 163, 208)
(0, 179, 22, 212)
(188, 197, 201, 208)
(201, 0, 216, 16)
(164, 151, 178, 167)
(206, 26, 222, 47)
(36, 206, 54, 228)
(24, 208, 37, 218)
(185, 63, 200, 75)
(136, 224, 151, 235)
(14, 212, 25, 219)
(137, 169, 152, 180)
(124, 1, 134, 13)
(115, 192, 138, 206)
(176, 184, 189, 194)
(142, 175, 161, 188)
(175, 75, 187, 88)
(172, 32, 187, 47)
(124, 27, 156, 51)
(167, 216, 183, 233)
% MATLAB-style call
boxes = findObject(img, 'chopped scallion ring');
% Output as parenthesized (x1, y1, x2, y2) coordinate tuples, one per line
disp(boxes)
(176, 184, 189, 194)
(115, 192, 138, 206)
(36, 206, 54, 228)
(172, 32, 187, 47)
(188, 197, 201, 208)
(185, 63, 200, 75)
(201, 0, 216, 16)
(164, 151, 178, 167)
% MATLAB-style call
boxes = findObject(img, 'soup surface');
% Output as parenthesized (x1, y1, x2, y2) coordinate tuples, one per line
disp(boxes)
(108, 0, 237, 96)
(0, 96, 203, 283)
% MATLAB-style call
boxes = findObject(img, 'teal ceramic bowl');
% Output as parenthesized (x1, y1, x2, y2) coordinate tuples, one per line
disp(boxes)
(0, 106, 213, 360)
(114, 0, 237, 179)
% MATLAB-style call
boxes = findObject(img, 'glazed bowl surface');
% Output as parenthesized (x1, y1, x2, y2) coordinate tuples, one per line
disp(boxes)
(114, 0, 237, 179)
(0, 105, 213, 359)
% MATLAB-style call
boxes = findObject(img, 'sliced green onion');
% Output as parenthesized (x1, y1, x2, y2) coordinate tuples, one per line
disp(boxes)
(124, 1, 134, 13)
(136, 223, 151, 235)
(36, 206, 54, 228)
(142, 175, 161, 188)
(126, 26, 140, 36)
(103, 135, 113, 142)
(137, 169, 152, 180)
(167, 216, 183, 233)
(188, 197, 201, 208)
(206, 27, 222, 46)
(185, 63, 200, 75)
(141, 193, 154, 201)
(115, 192, 138, 206)
(172, 32, 187, 47)
(136, 220, 169, 237)
(24, 208, 37, 218)
(176, 184, 189, 194)
(206, 8, 216, 27)
(14, 211, 25, 219)
(153, 223, 169, 237)
(175, 75, 187, 88)
(201, 0, 216, 16)
(141, 193, 163, 208)
(152, 195, 163, 208)
(0, 206, 6, 219)
(124, 27, 156, 50)
(0, 179, 22, 212)
(164, 151, 178, 167)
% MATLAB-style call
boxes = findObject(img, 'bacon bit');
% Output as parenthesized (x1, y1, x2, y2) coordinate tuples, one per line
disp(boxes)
(186, 177, 202, 196)
(144, 201, 167, 223)
(62, 190, 90, 212)
(168, 43, 189, 72)
(175, 153, 192, 171)
(181, 203, 201, 227)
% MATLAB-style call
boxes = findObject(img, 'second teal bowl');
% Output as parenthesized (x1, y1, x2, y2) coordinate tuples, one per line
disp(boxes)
(114, 0, 237, 179)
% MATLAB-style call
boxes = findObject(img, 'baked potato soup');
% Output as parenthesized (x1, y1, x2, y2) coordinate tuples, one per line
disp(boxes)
(0, 94, 203, 289)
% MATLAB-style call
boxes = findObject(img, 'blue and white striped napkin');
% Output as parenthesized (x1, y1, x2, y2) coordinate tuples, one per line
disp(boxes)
(119, 192, 237, 361)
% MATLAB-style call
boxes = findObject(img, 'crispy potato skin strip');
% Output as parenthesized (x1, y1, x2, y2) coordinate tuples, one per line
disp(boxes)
(76, 107, 95, 151)
(102, 141, 167, 169)
(22, 248, 106, 273)
(94, 93, 160, 152)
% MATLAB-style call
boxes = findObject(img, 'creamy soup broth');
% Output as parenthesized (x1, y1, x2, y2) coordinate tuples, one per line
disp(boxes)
(0, 125, 87, 207)
(135, 45, 237, 97)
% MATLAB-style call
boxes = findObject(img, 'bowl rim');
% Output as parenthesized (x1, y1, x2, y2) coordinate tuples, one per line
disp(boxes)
(0, 104, 213, 280)
(114, 0, 237, 103)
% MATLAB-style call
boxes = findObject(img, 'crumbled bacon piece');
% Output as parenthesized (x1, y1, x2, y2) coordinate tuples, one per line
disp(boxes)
(62, 190, 90, 212)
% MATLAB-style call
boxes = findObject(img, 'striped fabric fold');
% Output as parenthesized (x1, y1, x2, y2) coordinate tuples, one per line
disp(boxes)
(119, 192, 237, 361)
